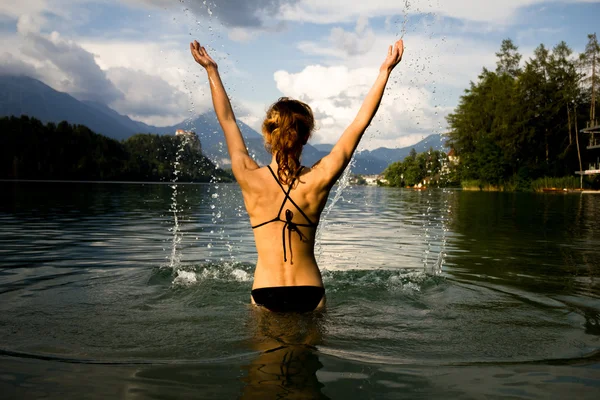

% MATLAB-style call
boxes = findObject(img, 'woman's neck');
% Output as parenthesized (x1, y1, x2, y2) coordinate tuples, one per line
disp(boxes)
(269, 154, 278, 169)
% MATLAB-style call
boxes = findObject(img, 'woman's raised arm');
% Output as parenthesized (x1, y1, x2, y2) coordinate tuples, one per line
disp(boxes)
(190, 40, 257, 178)
(319, 40, 404, 184)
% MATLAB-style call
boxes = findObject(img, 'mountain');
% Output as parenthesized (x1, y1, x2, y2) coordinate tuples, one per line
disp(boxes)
(159, 112, 273, 166)
(358, 134, 447, 166)
(0, 75, 138, 140)
(312, 143, 334, 152)
(81, 100, 156, 133)
(0, 75, 447, 175)
(308, 135, 448, 175)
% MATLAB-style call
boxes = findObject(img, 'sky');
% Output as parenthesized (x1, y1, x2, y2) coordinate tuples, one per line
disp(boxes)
(0, 0, 599, 150)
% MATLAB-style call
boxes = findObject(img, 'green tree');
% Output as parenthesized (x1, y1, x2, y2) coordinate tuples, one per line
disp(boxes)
(578, 33, 600, 122)
(496, 39, 522, 78)
(0, 116, 231, 182)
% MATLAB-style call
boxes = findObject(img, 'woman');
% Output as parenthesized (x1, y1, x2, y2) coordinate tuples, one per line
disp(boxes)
(190, 39, 404, 312)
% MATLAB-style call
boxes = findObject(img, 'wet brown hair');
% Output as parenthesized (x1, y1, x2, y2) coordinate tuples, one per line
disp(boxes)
(262, 97, 315, 185)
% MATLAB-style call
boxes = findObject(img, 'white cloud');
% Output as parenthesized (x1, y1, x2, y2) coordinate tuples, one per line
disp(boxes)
(278, 0, 599, 25)
(273, 64, 443, 148)
(0, 52, 39, 77)
(271, 26, 507, 149)
(0, 0, 51, 19)
(329, 17, 376, 56)
(106, 67, 189, 124)
(77, 38, 229, 124)
(16, 13, 47, 34)
(235, 99, 269, 132)
(13, 24, 124, 104)
(0, 0, 95, 31)
(228, 27, 256, 42)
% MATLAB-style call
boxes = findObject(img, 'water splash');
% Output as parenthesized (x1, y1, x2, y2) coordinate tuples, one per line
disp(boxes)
(400, 0, 411, 38)
(315, 157, 356, 266)
(158, 262, 254, 287)
(168, 134, 192, 270)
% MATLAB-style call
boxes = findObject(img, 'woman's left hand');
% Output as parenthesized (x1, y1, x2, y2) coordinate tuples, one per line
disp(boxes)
(190, 40, 218, 70)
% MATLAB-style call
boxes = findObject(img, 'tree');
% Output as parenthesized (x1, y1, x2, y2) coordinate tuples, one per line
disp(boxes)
(384, 149, 450, 187)
(496, 39, 522, 78)
(578, 33, 600, 123)
(0, 116, 231, 182)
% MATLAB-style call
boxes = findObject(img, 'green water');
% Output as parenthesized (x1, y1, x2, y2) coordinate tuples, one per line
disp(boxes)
(0, 182, 598, 399)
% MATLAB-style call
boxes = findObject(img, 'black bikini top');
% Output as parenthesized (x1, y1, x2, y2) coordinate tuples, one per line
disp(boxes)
(251, 165, 318, 264)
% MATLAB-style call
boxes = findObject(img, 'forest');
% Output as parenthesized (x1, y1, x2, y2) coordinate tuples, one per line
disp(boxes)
(385, 34, 600, 190)
(444, 34, 599, 190)
(0, 116, 231, 182)
(383, 148, 455, 187)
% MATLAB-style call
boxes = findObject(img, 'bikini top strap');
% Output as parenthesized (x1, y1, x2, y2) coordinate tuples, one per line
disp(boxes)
(267, 165, 287, 194)
(266, 165, 316, 226)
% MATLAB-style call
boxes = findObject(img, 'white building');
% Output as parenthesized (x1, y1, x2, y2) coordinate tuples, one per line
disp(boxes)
(364, 175, 387, 185)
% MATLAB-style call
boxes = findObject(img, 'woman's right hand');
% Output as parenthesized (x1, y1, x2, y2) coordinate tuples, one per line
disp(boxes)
(190, 40, 218, 71)
(380, 39, 404, 73)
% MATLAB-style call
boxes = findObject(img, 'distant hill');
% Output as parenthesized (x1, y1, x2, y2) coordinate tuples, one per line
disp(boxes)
(310, 134, 448, 174)
(312, 143, 334, 152)
(0, 75, 447, 175)
(358, 134, 447, 165)
(81, 100, 156, 133)
(0, 75, 139, 140)
(156, 112, 274, 166)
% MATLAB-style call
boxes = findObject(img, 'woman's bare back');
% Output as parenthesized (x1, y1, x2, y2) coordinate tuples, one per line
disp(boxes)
(239, 161, 332, 289)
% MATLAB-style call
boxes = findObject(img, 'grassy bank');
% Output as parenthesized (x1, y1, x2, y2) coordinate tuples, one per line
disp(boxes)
(462, 176, 591, 192)
(461, 180, 516, 191)
(530, 177, 582, 192)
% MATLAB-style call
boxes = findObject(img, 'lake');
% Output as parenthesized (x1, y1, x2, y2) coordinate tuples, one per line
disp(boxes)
(0, 182, 598, 399)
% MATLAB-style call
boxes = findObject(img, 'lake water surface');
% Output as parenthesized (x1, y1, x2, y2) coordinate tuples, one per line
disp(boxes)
(0, 182, 599, 399)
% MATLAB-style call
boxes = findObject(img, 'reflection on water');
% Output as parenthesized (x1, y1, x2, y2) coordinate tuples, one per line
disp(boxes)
(446, 191, 600, 298)
(241, 310, 328, 399)
(0, 182, 599, 398)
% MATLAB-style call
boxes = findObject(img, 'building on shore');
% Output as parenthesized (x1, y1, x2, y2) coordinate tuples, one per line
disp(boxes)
(576, 122, 600, 177)
(364, 175, 388, 185)
(175, 129, 201, 152)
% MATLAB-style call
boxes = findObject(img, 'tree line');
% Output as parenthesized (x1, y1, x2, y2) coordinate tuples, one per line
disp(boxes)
(443, 34, 600, 190)
(0, 116, 231, 182)
(383, 148, 456, 187)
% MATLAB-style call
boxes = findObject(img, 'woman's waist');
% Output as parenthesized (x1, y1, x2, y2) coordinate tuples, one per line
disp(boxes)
(253, 257, 323, 289)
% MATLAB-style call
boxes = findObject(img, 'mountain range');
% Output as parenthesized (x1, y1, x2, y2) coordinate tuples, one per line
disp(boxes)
(0, 75, 447, 174)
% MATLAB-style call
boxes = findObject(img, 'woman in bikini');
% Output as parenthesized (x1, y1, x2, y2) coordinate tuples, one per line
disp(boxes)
(190, 38, 404, 313)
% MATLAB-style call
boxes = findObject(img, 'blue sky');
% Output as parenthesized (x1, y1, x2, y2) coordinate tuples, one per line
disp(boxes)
(0, 0, 598, 149)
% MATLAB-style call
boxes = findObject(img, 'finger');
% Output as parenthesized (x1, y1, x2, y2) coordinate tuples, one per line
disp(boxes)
(388, 45, 392, 56)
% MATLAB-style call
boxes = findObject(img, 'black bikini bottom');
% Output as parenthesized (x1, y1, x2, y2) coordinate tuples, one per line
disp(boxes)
(251, 286, 325, 313)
